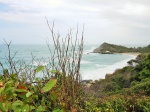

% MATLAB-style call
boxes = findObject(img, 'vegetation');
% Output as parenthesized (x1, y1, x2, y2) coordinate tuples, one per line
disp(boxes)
(0, 21, 84, 111)
(83, 53, 150, 111)
(93, 42, 150, 53)
(1, 22, 150, 111)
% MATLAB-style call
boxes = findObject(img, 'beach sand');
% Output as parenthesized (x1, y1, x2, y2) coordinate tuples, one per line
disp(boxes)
(119, 52, 140, 57)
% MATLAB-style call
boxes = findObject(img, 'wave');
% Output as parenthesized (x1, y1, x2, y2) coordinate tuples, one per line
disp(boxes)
(81, 60, 92, 64)
(81, 55, 136, 80)
(83, 46, 96, 54)
(95, 64, 107, 67)
(31, 61, 48, 66)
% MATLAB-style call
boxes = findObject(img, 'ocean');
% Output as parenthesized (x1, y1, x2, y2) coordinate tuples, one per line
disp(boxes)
(0, 44, 135, 80)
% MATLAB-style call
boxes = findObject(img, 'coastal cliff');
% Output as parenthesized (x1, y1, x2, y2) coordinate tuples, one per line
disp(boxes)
(93, 42, 150, 53)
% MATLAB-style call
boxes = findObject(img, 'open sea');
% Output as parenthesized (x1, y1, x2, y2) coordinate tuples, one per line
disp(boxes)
(0, 44, 135, 80)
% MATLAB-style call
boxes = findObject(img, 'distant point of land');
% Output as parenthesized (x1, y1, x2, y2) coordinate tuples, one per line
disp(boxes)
(93, 42, 150, 54)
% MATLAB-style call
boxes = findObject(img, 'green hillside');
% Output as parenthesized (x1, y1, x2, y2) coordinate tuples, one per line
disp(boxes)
(93, 42, 150, 53)
(83, 53, 150, 111)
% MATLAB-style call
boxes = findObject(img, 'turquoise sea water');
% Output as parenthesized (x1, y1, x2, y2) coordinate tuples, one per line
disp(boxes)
(0, 44, 135, 80)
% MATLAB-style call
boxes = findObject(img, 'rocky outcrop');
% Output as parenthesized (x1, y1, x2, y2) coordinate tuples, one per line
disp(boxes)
(80, 80, 95, 88)
(93, 42, 129, 53)
(93, 42, 150, 54)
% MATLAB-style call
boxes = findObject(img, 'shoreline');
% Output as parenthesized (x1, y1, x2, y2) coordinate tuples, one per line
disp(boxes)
(119, 52, 140, 57)
(91, 52, 140, 57)
(82, 53, 140, 81)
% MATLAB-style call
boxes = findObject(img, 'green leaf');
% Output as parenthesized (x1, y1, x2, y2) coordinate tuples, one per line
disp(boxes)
(14, 108, 22, 112)
(0, 102, 7, 111)
(22, 104, 29, 112)
(1, 101, 10, 112)
(35, 78, 39, 82)
(12, 100, 23, 106)
(53, 108, 65, 112)
(18, 93, 27, 100)
(50, 70, 57, 74)
(0, 75, 3, 80)
(0, 87, 4, 94)
(31, 95, 38, 100)
(41, 79, 57, 93)
(36, 105, 46, 112)
(29, 106, 35, 111)
(26, 91, 32, 97)
(4, 84, 14, 94)
(12, 100, 23, 110)
(10, 74, 17, 80)
(36, 66, 44, 72)
(16, 89, 27, 93)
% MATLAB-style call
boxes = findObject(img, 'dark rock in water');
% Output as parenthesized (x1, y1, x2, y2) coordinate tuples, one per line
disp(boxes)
(127, 59, 139, 67)
(87, 52, 93, 54)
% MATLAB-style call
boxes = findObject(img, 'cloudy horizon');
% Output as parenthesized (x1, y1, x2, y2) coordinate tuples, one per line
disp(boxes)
(0, 0, 150, 46)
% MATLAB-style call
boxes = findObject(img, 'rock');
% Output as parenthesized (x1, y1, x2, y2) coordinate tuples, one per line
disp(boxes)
(93, 42, 150, 54)
(89, 80, 95, 84)
(105, 73, 113, 78)
(80, 80, 95, 88)
(86, 83, 92, 88)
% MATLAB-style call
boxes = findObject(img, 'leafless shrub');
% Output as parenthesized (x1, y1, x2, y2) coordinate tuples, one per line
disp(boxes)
(0, 20, 84, 111)
(45, 19, 84, 110)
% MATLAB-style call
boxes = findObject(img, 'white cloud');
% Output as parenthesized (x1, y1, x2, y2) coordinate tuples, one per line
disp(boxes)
(0, 0, 63, 10)
(0, 0, 150, 45)
(118, 2, 149, 16)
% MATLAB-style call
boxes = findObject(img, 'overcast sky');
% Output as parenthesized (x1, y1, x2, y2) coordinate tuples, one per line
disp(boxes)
(0, 0, 150, 46)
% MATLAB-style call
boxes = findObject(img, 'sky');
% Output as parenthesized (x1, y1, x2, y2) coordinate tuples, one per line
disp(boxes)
(0, 0, 150, 46)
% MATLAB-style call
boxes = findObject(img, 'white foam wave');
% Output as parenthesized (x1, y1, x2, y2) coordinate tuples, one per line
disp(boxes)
(81, 55, 135, 80)
(83, 46, 96, 54)
(95, 64, 107, 67)
(81, 60, 92, 64)
(31, 61, 48, 66)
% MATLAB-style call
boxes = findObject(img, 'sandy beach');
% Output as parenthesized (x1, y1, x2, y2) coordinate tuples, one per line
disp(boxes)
(119, 52, 140, 57)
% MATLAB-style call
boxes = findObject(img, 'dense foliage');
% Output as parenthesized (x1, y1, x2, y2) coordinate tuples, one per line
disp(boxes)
(0, 68, 63, 112)
(82, 53, 150, 111)
(1, 51, 150, 111)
